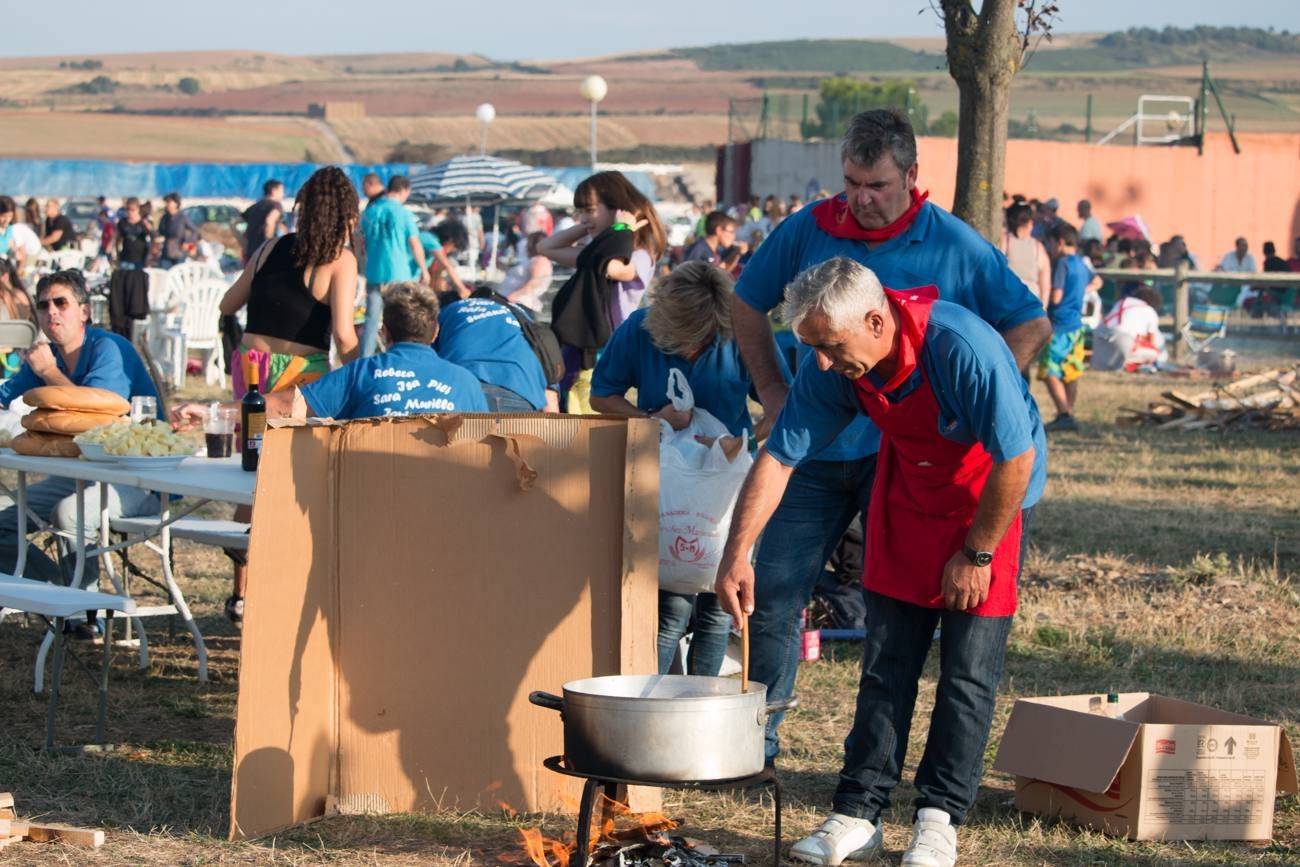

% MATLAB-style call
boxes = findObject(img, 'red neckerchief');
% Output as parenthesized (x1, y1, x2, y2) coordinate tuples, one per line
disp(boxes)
(813, 188, 929, 242)
(857, 286, 940, 394)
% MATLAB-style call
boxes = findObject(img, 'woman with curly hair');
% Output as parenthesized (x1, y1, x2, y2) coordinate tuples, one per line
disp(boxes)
(220, 165, 360, 399)
(216, 166, 360, 624)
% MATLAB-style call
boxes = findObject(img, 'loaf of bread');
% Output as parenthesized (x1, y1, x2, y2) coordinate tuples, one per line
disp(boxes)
(11, 431, 81, 458)
(24, 385, 132, 416)
(22, 409, 125, 435)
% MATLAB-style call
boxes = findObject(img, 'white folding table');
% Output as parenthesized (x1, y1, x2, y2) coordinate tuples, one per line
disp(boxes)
(0, 575, 135, 748)
(0, 453, 255, 690)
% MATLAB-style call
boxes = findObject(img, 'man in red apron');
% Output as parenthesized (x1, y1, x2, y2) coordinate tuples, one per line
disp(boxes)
(717, 258, 1046, 867)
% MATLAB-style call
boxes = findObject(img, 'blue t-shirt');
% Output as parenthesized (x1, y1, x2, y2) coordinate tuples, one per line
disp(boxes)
(590, 308, 791, 437)
(1049, 254, 1091, 333)
(0, 225, 11, 256)
(767, 299, 1046, 508)
(299, 342, 487, 419)
(0, 327, 160, 411)
(361, 197, 419, 285)
(435, 298, 548, 411)
(409, 230, 442, 274)
(735, 198, 1045, 461)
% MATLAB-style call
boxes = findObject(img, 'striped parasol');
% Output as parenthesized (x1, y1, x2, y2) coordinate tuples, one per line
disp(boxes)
(408, 155, 555, 204)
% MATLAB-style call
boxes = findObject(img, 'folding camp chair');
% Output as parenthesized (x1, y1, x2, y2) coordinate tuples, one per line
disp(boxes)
(1181, 304, 1230, 354)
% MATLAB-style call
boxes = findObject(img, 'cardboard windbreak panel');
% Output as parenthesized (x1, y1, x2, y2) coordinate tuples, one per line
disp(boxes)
(994, 692, 1297, 841)
(230, 415, 660, 840)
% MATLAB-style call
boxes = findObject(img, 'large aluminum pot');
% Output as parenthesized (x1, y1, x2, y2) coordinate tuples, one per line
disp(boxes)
(529, 674, 798, 783)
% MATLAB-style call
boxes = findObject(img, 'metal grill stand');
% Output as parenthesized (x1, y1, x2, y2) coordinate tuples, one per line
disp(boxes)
(542, 755, 782, 866)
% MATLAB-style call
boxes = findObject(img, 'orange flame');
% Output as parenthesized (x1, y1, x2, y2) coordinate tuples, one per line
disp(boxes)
(512, 793, 681, 863)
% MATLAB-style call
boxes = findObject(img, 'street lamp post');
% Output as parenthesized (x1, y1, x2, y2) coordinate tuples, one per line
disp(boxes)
(476, 102, 496, 156)
(579, 75, 607, 171)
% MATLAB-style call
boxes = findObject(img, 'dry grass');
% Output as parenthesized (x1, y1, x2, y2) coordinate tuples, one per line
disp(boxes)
(0, 110, 335, 163)
(0, 343, 1297, 864)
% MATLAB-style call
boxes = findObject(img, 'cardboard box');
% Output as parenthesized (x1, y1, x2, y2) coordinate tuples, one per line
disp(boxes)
(993, 692, 1297, 841)
(229, 415, 661, 839)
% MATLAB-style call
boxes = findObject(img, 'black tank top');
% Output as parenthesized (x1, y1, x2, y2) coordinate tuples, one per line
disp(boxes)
(117, 219, 151, 266)
(245, 234, 332, 352)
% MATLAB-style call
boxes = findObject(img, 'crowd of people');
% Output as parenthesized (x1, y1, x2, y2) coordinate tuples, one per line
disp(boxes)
(1, 106, 1296, 867)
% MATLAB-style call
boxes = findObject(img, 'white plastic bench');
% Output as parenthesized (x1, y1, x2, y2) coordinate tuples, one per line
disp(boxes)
(0, 574, 136, 749)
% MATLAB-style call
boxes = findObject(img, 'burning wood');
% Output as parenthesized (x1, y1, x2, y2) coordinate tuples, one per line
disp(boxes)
(504, 795, 743, 866)
(1116, 366, 1300, 432)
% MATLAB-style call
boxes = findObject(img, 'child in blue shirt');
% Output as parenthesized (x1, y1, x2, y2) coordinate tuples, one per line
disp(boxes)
(1038, 221, 1100, 431)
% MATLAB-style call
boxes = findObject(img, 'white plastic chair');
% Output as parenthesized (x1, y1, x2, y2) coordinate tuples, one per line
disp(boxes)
(0, 320, 38, 351)
(51, 249, 87, 270)
(162, 277, 229, 388)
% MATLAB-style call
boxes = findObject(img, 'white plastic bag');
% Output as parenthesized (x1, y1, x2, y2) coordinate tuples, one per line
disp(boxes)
(658, 369, 754, 594)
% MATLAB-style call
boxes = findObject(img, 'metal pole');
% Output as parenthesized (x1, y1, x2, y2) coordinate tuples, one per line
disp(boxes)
(1085, 94, 1093, 143)
(1172, 260, 1189, 364)
(589, 100, 598, 171)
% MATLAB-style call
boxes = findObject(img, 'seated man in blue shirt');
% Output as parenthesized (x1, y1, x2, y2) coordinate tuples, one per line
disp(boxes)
(0, 269, 162, 617)
(174, 281, 487, 426)
(435, 295, 557, 413)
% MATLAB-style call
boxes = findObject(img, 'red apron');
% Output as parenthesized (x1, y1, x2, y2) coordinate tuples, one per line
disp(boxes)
(853, 288, 1020, 617)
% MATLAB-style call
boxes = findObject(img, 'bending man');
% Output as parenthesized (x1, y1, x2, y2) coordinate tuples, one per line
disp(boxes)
(717, 259, 1046, 867)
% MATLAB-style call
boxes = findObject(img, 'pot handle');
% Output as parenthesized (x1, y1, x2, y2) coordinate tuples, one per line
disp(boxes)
(528, 691, 564, 712)
(765, 695, 799, 714)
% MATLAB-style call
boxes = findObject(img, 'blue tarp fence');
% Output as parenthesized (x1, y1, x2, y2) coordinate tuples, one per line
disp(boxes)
(0, 159, 654, 201)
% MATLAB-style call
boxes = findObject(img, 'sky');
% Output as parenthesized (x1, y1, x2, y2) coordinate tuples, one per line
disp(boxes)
(6, 0, 1300, 60)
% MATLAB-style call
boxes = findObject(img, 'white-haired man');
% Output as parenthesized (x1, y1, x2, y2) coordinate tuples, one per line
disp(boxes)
(716, 258, 1046, 867)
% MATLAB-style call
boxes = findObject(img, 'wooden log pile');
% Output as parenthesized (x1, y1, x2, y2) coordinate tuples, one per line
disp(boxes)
(1117, 366, 1300, 432)
(0, 792, 105, 850)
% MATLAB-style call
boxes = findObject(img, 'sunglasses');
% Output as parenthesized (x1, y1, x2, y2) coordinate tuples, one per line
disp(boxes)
(36, 296, 75, 312)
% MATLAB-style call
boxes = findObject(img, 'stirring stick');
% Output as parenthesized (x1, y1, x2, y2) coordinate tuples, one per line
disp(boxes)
(741, 613, 750, 693)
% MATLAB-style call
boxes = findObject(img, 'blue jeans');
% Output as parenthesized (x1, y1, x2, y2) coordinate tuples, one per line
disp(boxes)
(833, 591, 1014, 826)
(751, 456, 877, 760)
(657, 590, 731, 676)
(360, 284, 387, 358)
(481, 382, 534, 412)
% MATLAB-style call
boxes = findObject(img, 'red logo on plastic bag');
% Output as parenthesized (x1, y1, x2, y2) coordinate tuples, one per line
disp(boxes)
(670, 536, 706, 563)
(1155, 739, 1176, 755)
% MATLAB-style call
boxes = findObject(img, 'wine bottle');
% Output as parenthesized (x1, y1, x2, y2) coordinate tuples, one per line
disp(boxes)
(241, 365, 267, 472)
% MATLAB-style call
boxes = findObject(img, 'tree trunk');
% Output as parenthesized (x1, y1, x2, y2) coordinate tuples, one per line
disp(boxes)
(942, 0, 1021, 243)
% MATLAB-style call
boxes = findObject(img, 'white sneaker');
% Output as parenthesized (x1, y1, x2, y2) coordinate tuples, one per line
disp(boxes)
(901, 807, 958, 867)
(789, 812, 884, 865)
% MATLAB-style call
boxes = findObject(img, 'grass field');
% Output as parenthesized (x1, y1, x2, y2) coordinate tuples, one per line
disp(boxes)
(0, 110, 338, 163)
(0, 341, 1296, 865)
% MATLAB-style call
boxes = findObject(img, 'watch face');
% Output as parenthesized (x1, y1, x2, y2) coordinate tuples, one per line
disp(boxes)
(976, 552, 994, 567)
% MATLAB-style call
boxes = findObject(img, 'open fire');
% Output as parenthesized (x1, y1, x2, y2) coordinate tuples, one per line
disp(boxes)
(502, 795, 744, 866)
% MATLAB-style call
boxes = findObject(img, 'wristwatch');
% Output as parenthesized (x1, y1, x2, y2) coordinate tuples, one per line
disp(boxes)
(962, 544, 994, 567)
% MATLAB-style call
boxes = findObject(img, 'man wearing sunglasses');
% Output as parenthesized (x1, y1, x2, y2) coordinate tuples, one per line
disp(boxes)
(0, 269, 162, 634)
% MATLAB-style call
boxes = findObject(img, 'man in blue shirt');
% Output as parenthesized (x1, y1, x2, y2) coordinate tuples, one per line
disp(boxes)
(1038, 221, 1097, 431)
(0, 270, 161, 618)
(435, 296, 554, 412)
(729, 109, 1051, 774)
(717, 258, 1045, 867)
(359, 176, 427, 358)
(174, 282, 487, 426)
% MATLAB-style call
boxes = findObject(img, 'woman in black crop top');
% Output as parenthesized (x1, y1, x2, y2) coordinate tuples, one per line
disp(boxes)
(215, 167, 361, 624)
(219, 166, 360, 399)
